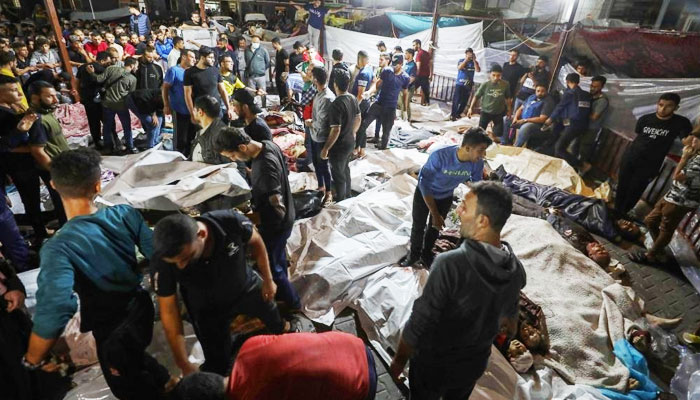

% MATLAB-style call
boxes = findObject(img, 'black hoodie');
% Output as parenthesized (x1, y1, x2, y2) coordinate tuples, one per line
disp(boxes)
(131, 60, 164, 114)
(402, 238, 526, 367)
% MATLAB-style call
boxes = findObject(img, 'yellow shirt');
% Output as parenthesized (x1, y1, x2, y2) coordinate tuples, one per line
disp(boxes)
(0, 68, 29, 111)
(221, 72, 246, 97)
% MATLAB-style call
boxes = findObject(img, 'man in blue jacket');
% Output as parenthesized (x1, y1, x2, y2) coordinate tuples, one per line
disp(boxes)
(128, 4, 151, 39)
(400, 127, 491, 268)
(544, 73, 591, 170)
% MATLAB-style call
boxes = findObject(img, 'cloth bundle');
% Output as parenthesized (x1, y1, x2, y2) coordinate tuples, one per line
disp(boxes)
(388, 126, 434, 149)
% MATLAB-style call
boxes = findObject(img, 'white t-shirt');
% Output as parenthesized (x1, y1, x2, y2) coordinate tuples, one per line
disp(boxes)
(167, 48, 181, 68)
(192, 142, 203, 162)
(109, 43, 124, 59)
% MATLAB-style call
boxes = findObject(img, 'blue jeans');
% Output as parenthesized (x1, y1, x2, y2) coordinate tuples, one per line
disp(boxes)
(134, 111, 164, 149)
(451, 84, 471, 119)
(0, 190, 29, 272)
(514, 122, 545, 147)
(260, 227, 301, 309)
(310, 138, 332, 190)
(103, 107, 133, 149)
(502, 97, 525, 144)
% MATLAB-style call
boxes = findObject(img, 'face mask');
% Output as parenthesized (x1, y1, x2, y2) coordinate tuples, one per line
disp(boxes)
(251, 43, 260, 50)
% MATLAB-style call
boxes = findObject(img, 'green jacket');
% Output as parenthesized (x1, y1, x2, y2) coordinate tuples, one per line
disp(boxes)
(94, 65, 137, 111)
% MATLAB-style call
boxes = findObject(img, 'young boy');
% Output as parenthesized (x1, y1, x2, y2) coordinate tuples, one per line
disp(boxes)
(631, 131, 700, 265)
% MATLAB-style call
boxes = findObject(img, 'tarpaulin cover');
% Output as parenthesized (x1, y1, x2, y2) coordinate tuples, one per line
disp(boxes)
(293, 190, 324, 219)
(69, 7, 130, 21)
(386, 13, 467, 36)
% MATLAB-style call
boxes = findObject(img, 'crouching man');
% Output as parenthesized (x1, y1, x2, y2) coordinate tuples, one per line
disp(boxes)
(174, 331, 377, 400)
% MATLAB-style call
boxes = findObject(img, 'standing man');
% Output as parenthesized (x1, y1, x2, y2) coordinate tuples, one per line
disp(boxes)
(500, 49, 527, 144)
(163, 48, 197, 155)
(245, 35, 270, 109)
(119, 34, 136, 58)
(130, 46, 164, 149)
(376, 41, 387, 54)
(322, 69, 360, 201)
(129, 3, 151, 39)
(467, 64, 512, 143)
(235, 37, 248, 82)
(289, 41, 306, 74)
(399, 48, 417, 121)
(183, 47, 234, 125)
(76, 50, 111, 150)
(356, 54, 409, 150)
(232, 89, 273, 142)
(104, 32, 124, 61)
(190, 96, 229, 165)
(577, 75, 609, 175)
(155, 30, 173, 64)
(24, 149, 174, 399)
(412, 39, 431, 106)
(213, 36, 235, 68)
(272, 37, 290, 102)
(294, 0, 345, 50)
(216, 128, 302, 310)
(391, 181, 526, 399)
(167, 36, 184, 69)
(308, 67, 335, 205)
(451, 48, 480, 121)
(614, 93, 694, 219)
(399, 128, 491, 268)
(327, 48, 349, 96)
(543, 73, 591, 172)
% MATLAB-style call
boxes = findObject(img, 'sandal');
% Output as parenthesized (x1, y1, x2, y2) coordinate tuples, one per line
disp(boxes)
(628, 249, 662, 266)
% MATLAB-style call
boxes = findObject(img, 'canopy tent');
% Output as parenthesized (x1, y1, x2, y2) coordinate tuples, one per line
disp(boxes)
(69, 6, 130, 21)
(385, 13, 468, 36)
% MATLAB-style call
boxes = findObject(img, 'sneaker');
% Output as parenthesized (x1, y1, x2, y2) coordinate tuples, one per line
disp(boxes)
(322, 191, 334, 207)
(399, 254, 420, 268)
(126, 147, 140, 154)
(367, 137, 378, 144)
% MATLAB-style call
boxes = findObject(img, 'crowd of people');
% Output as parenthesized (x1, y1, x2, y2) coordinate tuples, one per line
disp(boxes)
(1, 2, 700, 400)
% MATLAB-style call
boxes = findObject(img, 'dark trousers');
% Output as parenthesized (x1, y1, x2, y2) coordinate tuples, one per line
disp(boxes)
(92, 290, 170, 400)
(355, 99, 371, 149)
(261, 227, 301, 309)
(329, 149, 353, 201)
(310, 139, 332, 190)
(83, 101, 103, 145)
(103, 107, 133, 149)
(409, 186, 453, 264)
(173, 111, 196, 156)
(554, 125, 586, 169)
(408, 354, 489, 400)
(357, 102, 396, 150)
(193, 276, 284, 375)
(414, 76, 430, 104)
(0, 309, 32, 400)
(478, 111, 505, 141)
(451, 84, 471, 119)
(644, 198, 694, 256)
(614, 153, 659, 218)
(275, 75, 288, 101)
(0, 196, 29, 271)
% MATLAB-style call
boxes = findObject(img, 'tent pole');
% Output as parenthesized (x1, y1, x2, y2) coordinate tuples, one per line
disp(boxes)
(547, 0, 579, 91)
(654, 0, 671, 29)
(199, 0, 207, 26)
(88, 0, 95, 20)
(429, 0, 439, 74)
(43, 0, 80, 103)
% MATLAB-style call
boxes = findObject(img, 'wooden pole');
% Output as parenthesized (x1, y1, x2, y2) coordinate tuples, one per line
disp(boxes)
(547, 0, 579, 91)
(43, 0, 79, 103)
(428, 0, 439, 80)
(199, 0, 207, 26)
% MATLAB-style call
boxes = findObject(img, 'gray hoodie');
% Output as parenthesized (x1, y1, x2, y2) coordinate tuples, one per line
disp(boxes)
(402, 238, 526, 366)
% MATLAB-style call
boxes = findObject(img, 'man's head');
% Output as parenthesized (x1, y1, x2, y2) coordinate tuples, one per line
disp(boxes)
(173, 36, 184, 50)
(465, 47, 474, 61)
(173, 371, 226, 400)
(74, 29, 85, 41)
(128, 4, 140, 15)
(220, 54, 234, 73)
(357, 50, 369, 67)
(237, 37, 247, 51)
(378, 52, 390, 68)
(156, 30, 165, 42)
(0, 75, 21, 105)
(332, 48, 343, 63)
(332, 68, 351, 94)
(107, 47, 120, 61)
(460, 127, 492, 162)
(575, 61, 589, 76)
(412, 39, 421, 51)
(91, 31, 103, 44)
(216, 126, 256, 162)
(508, 49, 519, 63)
(70, 39, 82, 52)
(198, 46, 215, 67)
(105, 32, 116, 44)
(565, 72, 580, 89)
(142, 45, 157, 63)
(232, 89, 262, 120)
(391, 54, 404, 72)
(193, 95, 220, 125)
(590, 75, 606, 96)
(36, 37, 50, 54)
(12, 41, 28, 58)
(180, 48, 196, 68)
(216, 36, 228, 49)
(271, 37, 281, 50)
(690, 130, 700, 152)
(311, 0, 321, 7)
(656, 92, 681, 119)
(191, 11, 201, 24)
(536, 55, 548, 69)
(28, 80, 58, 112)
(130, 33, 139, 44)
(312, 66, 328, 89)
(250, 35, 261, 49)
(457, 181, 512, 241)
(154, 214, 207, 269)
(393, 45, 402, 55)
(50, 148, 103, 200)
(96, 51, 111, 66)
(293, 41, 305, 54)
(535, 83, 548, 99)
(124, 56, 139, 72)
(376, 41, 386, 52)
(404, 48, 414, 62)
(489, 64, 502, 82)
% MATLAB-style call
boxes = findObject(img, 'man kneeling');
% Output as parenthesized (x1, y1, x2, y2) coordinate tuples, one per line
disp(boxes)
(174, 331, 377, 400)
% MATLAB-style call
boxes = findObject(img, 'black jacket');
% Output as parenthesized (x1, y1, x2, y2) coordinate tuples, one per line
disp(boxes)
(131, 60, 163, 114)
(402, 238, 526, 366)
(190, 118, 230, 165)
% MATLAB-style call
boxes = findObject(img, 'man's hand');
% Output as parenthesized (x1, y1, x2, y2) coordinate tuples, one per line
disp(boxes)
(676, 171, 687, 183)
(320, 147, 329, 160)
(261, 279, 277, 302)
(304, 119, 312, 127)
(86, 64, 95, 74)
(4, 290, 25, 313)
(227, 108, 235, 121)
(389, 359, 406, 382)
(190, 115, 198, 125)
(17, 112, 38, 132)
(544, 118, 553, 126)
(466, 108, 473, 119)
(180, 361, 199, 377)
(431, 212, 445, 231)
(150, 113, 159, 128)
(682, 145, 697, 160)
(163, 105, 171, 116)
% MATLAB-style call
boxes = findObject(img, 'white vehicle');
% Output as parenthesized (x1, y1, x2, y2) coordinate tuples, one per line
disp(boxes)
(244, 13, 268, 23)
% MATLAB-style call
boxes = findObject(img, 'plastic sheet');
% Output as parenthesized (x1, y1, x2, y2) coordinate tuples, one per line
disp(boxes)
(671, 346, 700, 400)
(293, 190, 324, 219)
(385, 13, 467, 36)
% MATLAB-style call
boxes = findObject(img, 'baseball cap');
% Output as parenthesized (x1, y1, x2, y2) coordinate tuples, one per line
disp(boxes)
(232, 90, 262, 114)
(391, 53, 404, 66)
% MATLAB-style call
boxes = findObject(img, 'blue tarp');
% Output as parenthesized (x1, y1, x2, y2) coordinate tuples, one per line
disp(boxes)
(386, 13, 467, 36)
(599, 339, 660, 400)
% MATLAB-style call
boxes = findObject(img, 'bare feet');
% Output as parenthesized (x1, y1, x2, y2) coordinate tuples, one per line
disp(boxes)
(322, 191, 334, 207)
(645, 313, 683, 329)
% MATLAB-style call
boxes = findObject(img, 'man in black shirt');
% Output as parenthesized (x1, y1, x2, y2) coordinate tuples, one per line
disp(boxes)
(184, 46, 234, 124)
(129, 45, 164, 149)
(152, 211, 290, 376)
(213, 36, 235, 69)
(289, 41, 305, 74)
(322, 69, 360, 201)
(614, 93, 695, 218)
(328, 48, 349, 96)
(67, 38, 88, 67)
(501, 49, 527, 144)
(216, 128, 301, 310)
(271, 37, 289, 102)
(231, 89, 272, 142)
(76, 50, 111, 148)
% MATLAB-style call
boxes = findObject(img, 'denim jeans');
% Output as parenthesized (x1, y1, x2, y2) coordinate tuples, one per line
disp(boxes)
(0, 190, 29, 271)
(451, 84, 471, 119)
(260, 227, 301, 309)
(134, 111, 164, 149)
(102, 107, 133, 149)
(357, 102, 396, 150)
(310, 139, 332, 190)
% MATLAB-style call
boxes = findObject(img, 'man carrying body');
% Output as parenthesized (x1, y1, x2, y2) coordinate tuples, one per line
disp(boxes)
(400, 128, 491, 268)
(183, 47, 234, 124)
(356, 54, 409, 150)
(322, 69, 361, 201)
(614, 93, 694, 219)
(163, 48, 197, 155)
(451, 48, 480, 121)
(272, 37, 290, 103)
(467, 64, 512, 143)
(391, 181, 526, 399)
(24, 148, 174, 399)
(512, 83, 555, 148)
(245, 35, 270, 109)
(216, 128, 302, 310)
(412, 39, 431, 106)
